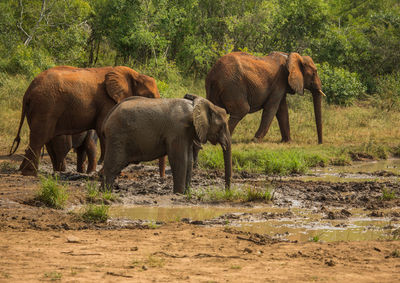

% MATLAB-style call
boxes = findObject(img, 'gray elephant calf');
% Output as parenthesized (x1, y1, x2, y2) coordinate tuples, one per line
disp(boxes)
(102, 94, 232, 193)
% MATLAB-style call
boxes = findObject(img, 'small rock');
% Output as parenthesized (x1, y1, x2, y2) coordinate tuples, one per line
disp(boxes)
(66, 236, 80, 243)
(142, 265, 148, 270)
(130, 247, 138, 251)
(244, 247, 252, 253)
(325, 259, 335, 266)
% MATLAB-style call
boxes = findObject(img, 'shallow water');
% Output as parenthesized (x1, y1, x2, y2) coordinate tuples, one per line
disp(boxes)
(109, 206, 400, 242)
(287, 158, 400, 182)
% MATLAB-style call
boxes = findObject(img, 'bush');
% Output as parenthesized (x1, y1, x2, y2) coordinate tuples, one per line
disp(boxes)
(318, 62, 366, 106)
(375, 71, 400, 112)
(81, 204, 109, 223)
(36, 175, 68, 209)
(2, 45, 54, 77)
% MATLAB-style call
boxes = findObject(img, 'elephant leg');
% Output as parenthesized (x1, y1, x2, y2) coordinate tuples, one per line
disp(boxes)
(45, 143, 58, 172)
(228, 102, 250, 135)
(158, 156, 166, 178)
(276, 95, 291, 142)
(185, 143, 194, 190)
(75, 145, 87, 173)
(20, 119, 57, 176)
(46, 136, 71, 172)
(84, 138, 97, 174)
(102, 146, 128, 191)
(192, 141, 202, 169)
(167, 140, 189, 194)
(254, 95, 282, 141)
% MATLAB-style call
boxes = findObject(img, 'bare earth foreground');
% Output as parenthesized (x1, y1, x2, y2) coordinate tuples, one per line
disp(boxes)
(0, 156, 400, 282)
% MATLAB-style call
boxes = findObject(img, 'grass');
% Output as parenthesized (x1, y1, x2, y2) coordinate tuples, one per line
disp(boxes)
(390, 249, 400, 258)
(310, 234, 322, 242)
(86, 181, 117, 203)
(43, 271, 62, 281)
(36, 175, 68, 209)
(132, 255, 165, 269)
(0, 161, 18, 173)
(186, 185, 273, 203)
(381, 187, 397, 201)
(2, 74, 400, 176)
(81, 204, 109, 223)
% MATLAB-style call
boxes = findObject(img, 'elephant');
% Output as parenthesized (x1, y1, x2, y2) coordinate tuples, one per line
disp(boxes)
(45, 130, 98, 174)
(205, 51, 326, 144)
(101, 94, 232, 194)
(9, 65, 166, 177)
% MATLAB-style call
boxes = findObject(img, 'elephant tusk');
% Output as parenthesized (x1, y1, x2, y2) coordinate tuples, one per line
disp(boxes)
(319, 90, 326, 97)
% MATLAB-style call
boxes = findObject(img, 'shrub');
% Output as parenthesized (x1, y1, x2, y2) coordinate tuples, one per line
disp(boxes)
(318, 62, 366, 106)
(81, 204, 109, 223)
(36, 175, 68, 209)
(375, 71, 400, 112)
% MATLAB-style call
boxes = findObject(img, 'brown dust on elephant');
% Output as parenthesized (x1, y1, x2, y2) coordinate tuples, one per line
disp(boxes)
(101, 94, 232, 194)
(9, 65, 166, 177)
(45, 130, 98, 174)
(205, 52, 326, 143)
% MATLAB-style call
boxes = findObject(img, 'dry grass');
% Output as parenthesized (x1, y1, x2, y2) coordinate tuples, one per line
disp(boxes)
(1, 74, 400, 174)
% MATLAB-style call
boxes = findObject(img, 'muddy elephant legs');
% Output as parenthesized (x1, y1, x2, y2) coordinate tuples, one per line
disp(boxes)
(20, 119, 57, 176)
(276, 95, 291, 142)
(228, 103, 250, 136)
(76, 134, 97, 173)
(254, 95, 283, 142)
(168, 140, 192, 194)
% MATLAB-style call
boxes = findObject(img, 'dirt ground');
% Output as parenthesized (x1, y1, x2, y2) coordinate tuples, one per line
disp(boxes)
(1, 155, 400, 282)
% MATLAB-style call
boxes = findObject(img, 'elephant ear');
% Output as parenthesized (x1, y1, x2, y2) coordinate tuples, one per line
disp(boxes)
(193, 99, 210, 144)
(105, 67, 136, 103)
(287, 53, 304, 95)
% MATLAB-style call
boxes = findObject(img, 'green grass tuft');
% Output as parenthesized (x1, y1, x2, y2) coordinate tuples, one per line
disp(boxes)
(81, 204, 109, 223)
(381, 187, 397, 201)
(36, 175, 68, 209)
(86, 181, 117, 203)
(187, 185, 273, 203)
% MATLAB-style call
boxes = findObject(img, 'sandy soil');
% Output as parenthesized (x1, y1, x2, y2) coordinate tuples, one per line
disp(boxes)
(1, 155, 400, 282)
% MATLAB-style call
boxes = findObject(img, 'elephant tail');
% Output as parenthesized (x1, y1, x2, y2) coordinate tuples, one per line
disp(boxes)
(9, 97, 27, 155)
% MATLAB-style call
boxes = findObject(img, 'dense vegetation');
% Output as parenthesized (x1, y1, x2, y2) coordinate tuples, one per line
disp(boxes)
(1, 0, 400, 175)
(1, 0, 400, 104)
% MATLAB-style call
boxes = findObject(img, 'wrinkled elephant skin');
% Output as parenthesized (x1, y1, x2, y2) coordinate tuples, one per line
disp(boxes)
(9, 65, 162, 176)
(102, 95, 232, 194)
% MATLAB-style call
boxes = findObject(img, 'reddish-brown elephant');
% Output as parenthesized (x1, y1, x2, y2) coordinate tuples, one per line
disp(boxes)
(9, 65, 166, 176)
(45, 130, 98, 174)
(205, 52, 326, 143)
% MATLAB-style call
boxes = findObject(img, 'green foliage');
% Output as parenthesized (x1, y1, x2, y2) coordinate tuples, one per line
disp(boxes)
(199, 145, 330, 175)
(188, 185, 273, 203)
(0, 0, 400, 102)
(375, 72, 400, 111)
(318, 62, 366, 106)
(381, 187, 397, 201)
(36, 175, 69, 209)
(81, 204, 109, 223)
(86, 181, 117, 203)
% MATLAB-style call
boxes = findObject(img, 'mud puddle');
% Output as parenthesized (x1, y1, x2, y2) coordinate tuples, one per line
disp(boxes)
(108, 205, 400, 242)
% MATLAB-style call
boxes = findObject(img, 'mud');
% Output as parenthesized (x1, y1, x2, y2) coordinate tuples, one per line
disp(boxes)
(1, 156, 400, 282)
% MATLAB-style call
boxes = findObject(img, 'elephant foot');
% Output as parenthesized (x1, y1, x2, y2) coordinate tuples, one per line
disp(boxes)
(251, 137, 263, 143)
(280, 138, 292, 143)
(21, 169, 38, 176)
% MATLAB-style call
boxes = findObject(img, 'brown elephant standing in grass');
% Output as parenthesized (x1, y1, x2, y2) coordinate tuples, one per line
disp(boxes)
(9, 65, 165, 176)
(206, 52, 326, 143)
(45, 130, 98, 174)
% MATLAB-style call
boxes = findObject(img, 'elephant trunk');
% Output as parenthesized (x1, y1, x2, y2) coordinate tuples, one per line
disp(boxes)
(220, 130, 232, 190)
(312, 91, 323, 144)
